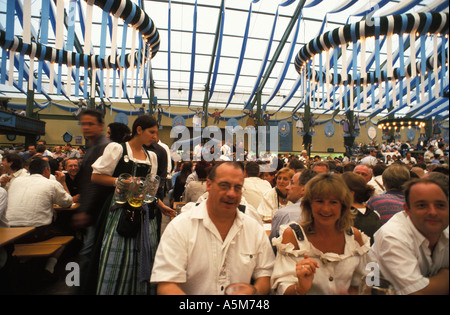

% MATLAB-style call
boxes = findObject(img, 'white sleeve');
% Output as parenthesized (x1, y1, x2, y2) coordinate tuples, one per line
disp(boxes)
(147, 150, 158, 177)
(370, 233, 429, 295)
(257, 189, 277, 221)
(92, 142, 124, 176)
(151, 218, 188, 284)
(53, 182, 73, 208)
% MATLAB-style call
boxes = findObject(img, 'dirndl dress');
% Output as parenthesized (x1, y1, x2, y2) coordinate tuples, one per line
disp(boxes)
(95, 143, 159, 295)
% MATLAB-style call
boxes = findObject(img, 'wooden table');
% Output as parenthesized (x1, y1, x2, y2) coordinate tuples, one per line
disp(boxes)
(0, 227, 35, 247)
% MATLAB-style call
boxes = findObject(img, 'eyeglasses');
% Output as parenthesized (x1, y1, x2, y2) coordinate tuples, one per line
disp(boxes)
(214, 181, 245, 193)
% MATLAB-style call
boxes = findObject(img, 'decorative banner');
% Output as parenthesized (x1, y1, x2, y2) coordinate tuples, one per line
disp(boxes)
(114, 112, 129, 125)
(278, 120, 292, 152)
(443, 129, 449, 144)
(0, 0, 160, 100)
(367, 125, 377, 140)
(226, 118, 240, 135)
(63, 131, 74, 143)
(187, 0, 198, 107)
(209, 1, 225, 101)
(278, 120, 290, 137)
(324, 122, 335, 138)
(172, 115, 187, 133)
(407, 128, 416, 142)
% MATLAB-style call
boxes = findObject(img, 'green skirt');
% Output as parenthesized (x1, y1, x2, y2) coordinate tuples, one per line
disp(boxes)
(96, 199, 159, 295)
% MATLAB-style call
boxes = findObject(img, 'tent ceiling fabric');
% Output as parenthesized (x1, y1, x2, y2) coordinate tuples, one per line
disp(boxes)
(0, 0, 448, 120)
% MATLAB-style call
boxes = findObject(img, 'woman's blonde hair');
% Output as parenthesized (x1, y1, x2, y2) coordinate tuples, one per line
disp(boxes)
(300, 173, 354, 234)
(275, 167, 295, 179)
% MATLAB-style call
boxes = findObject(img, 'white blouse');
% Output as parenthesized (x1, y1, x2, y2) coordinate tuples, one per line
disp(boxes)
(92, 142, 158, 177)
(271, 223, 371, 295)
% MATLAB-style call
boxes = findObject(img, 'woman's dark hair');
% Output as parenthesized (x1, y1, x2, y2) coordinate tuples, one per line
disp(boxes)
(341, 172, 374, 203)
(3, 152, 23, 171)
(108, 122, 131, 143)
(131, 115, 158, 138)
(47, 156, 59, 175)
(195, 160, 211, 180)
(178, 161, 193, 183)
(79, 109, 104, 124)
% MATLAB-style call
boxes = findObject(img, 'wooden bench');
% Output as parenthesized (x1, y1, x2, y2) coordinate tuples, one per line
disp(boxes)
(12, 236, 74, 260)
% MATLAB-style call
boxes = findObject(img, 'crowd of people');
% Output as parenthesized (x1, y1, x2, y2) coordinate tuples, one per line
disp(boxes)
(0, 110, 448, 295)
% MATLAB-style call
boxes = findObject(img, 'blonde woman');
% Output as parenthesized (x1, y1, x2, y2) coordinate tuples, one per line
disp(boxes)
(257, 167, 295, 222)
(271, 173, 371, 295)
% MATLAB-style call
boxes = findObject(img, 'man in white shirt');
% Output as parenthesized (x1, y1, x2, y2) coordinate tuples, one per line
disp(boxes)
(151, 162, 275, 295)
(193, 142, 203, 161)
(299, 150, 309, 164)
(65, 143, 81, 159)
(6, 157, 72, 228)
(359, 148, 378, 167)
(0, 152, 29, 190)
(354, 164, 384, 196)
(424, 145, 435, 163)
(402, 152, 417, 165)
(220, 140, 232, 161)
(370, 177, 449, 295)
(242, 161, 272, 210)
(6, 157, 73, 279)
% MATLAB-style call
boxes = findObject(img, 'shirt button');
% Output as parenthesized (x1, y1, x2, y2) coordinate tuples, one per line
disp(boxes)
(329, 276, 334, 282)
(221, 286, 224, 291)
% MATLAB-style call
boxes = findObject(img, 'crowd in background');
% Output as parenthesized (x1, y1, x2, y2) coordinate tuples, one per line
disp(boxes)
(0, 117, 448, 295)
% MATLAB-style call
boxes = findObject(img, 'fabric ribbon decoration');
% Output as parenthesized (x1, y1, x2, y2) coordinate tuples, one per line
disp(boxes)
(187, 0, 198, 108)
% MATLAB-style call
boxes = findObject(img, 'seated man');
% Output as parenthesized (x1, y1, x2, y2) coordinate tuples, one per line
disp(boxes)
(6, 157, 73, 280)
(354, 164, 384, 196)
(366, 164, 410, 225)
(269, 169, 318, 249)
(64, 158, 81, 203)
(151, 162, 274, 295)
(370, 176, 449, 295)
(242, 161, 272, 210)
(0, 152, 29, 190)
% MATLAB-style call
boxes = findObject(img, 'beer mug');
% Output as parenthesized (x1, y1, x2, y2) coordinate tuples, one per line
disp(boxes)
(359, 275, 395, 295)
(127, 177, 146, 208)
(144, 174, 160, 203)
(113, 173, 133, 204)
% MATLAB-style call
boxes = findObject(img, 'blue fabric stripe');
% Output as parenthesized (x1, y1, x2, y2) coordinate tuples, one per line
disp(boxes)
(264, 11, 302, 110)
(188, 0, 197, 107)
(167, 0, 172, 105)
(1, 0, 16, 84)
(245, 7, 279, 110)
(225, 1, 253, 109)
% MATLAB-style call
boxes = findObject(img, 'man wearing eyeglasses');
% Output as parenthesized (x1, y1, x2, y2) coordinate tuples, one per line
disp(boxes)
(151, 161, 275, 295)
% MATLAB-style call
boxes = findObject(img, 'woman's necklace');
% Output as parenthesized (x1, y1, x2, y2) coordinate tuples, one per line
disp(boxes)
(276, 188, 288, 204)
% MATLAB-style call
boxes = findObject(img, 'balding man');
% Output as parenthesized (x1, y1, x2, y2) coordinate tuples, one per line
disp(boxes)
(411, 166, 425, 178)
(354, 164, 384, 195)
(269, 169, 318, 253)
(151, 162, 274, 295)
